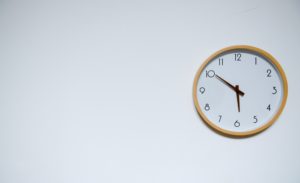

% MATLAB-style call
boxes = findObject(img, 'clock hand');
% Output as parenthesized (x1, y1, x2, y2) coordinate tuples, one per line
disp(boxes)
(215, 74, 245, 96)
(235, 85, 241, 112)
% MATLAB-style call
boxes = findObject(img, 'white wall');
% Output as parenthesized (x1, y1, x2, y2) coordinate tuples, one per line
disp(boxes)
(1, 0, 300, 182)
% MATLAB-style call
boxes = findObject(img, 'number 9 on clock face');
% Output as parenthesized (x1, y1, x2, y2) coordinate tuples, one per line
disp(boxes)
(193, 45, 288, 137)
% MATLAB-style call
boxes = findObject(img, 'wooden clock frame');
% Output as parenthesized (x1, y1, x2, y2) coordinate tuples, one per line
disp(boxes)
(193, 45, 288, 137)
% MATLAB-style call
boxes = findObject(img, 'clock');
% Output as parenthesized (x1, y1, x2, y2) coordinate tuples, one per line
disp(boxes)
(193, 45, 288, 137)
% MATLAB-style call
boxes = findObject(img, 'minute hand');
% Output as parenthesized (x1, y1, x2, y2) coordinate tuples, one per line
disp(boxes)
(215, 75, 245, 96)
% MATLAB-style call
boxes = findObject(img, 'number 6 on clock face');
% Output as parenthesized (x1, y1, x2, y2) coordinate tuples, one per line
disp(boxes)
(193, 45, 288, 137)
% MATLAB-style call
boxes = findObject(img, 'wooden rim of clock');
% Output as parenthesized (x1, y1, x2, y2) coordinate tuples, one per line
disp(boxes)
(193, 45, 288, 137)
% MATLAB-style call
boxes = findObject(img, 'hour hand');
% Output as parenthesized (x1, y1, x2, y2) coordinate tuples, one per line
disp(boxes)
(236, 85, 241, 112)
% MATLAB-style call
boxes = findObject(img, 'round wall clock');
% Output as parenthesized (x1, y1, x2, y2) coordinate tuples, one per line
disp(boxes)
(193, 45, 288, 137)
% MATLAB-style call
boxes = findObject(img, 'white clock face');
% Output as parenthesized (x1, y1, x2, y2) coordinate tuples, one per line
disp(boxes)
(194, 46, 287, 136)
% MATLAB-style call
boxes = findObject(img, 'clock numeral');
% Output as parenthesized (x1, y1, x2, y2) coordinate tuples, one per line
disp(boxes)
(199, 87, 205, 94)
(234, 53, 241, 61)
(234, 120, 240, 127)
(267, 104, 271, 111)
(253, 116, 258, 123)
(267, 69, 272, 77)
(255, 57, 258, 65)
(206, 70, 215, 78)
(218, 115, 222, 122)
(204, 104, 210, 111)
(218, 58, 224, 66)
(272, 86, 277, 94)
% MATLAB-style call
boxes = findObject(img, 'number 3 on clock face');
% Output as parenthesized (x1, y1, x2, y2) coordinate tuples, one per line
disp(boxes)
(193, 45, 288, 137)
